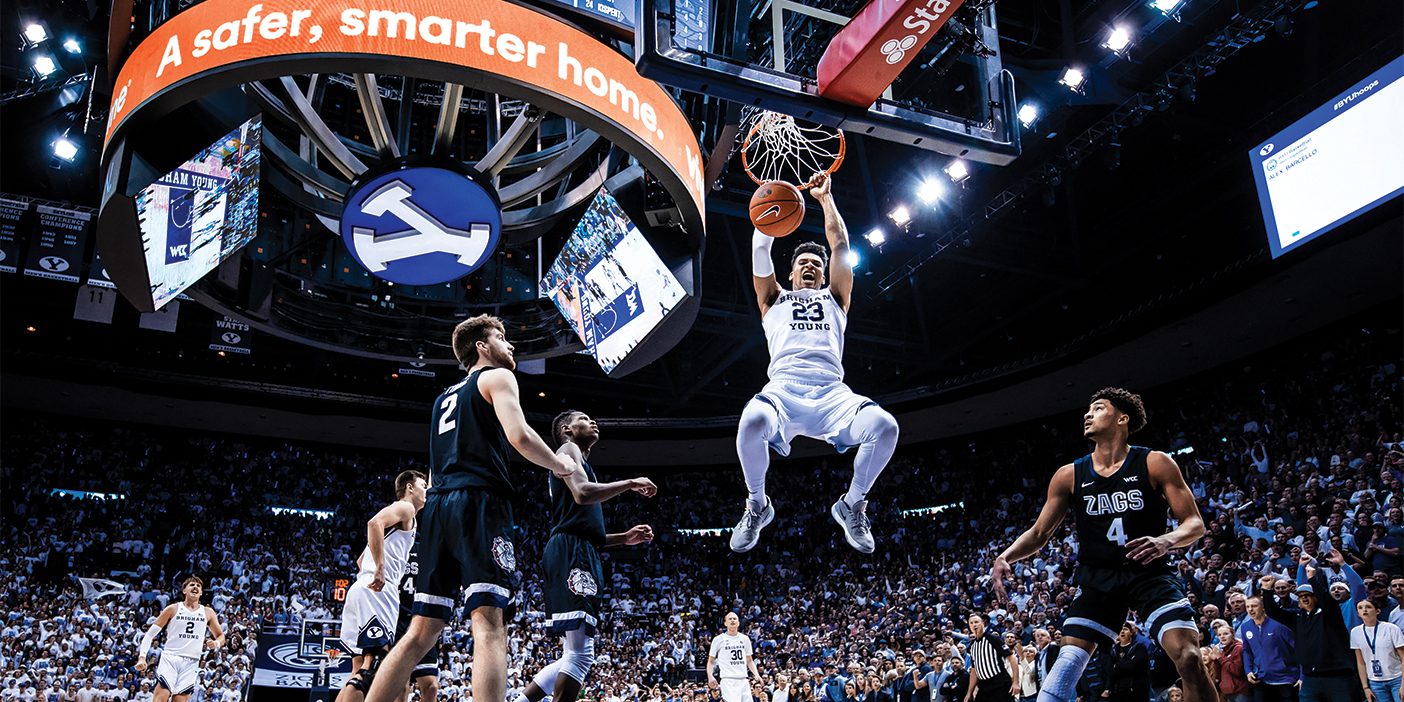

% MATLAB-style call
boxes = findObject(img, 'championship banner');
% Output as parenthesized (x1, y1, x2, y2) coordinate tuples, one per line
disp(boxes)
(0, 196, 28, 274)
(816, 0, 966, 108)
(209, 314, 253, 354)
(251, 632, 352, 689)
(101, 0, 705, 218)
(23, 204, 93, 283)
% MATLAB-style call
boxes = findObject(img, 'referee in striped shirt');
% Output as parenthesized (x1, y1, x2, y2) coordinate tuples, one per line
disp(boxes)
(963, 613, 1020, 702)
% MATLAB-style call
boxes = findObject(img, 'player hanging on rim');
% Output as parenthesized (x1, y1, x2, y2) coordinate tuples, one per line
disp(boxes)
(366, 315, 578, 702)
(732, 172, 900, 554)
(708, 612, 761, 702)
(989, 388, 1220, 702)
(135, 576, 225, 702)
(335, 469, 428, 702)
(512, 410, 657, 702)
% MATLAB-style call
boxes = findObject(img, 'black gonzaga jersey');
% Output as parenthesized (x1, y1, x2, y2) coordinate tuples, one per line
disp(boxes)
(430, 368, 512, 494)
(1071, 446, 1172, 572)
(548, 459, 607, 547)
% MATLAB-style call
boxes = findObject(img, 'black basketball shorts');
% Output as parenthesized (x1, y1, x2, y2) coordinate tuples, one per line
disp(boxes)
(1062, 566, 1196, 647)
(412, 488, 517, 620)
(543, 532, 604, 635)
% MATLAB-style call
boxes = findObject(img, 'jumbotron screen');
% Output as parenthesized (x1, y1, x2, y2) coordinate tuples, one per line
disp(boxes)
(540, 188, 688, 375)
(137, 115, 263, 310)
(1249, 56, 1403, 258)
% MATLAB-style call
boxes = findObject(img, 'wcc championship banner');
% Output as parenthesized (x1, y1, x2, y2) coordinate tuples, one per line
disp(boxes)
(23, 204, 93, 283)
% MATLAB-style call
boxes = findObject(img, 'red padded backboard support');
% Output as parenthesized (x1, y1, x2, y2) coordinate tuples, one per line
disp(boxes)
(816, 0, 966, 107)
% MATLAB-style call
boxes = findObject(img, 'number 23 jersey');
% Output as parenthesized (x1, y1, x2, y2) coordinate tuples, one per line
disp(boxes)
(763, 287, 846, 384)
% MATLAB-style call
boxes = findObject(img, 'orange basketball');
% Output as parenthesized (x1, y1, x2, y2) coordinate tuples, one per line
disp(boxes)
(749, 181, 804, 237)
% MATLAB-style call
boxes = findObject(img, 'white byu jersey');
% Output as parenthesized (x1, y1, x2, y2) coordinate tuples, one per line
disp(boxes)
(163, 604, 208, 659)
(762, 287, 846, 383)
(709, 632, 753, 679)
(356, 521, 416, 590)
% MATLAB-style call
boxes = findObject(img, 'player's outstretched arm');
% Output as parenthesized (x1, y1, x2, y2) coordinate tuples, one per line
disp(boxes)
(555, 442, 658, 504)
(364, 501, 416, 591)
(1126, 451, 1206, 564)
(135, 604, 176, 672)
(751, 230, 783, 316)
(205, 609, 226, 650)
(809, 173, 852, 312)
(991, 464, 1074, 600)
(605, 525, 655, 548)
(480, 368, 576, 477)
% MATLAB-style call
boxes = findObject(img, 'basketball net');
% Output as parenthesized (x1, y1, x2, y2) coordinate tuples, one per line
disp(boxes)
(740, 111, 845, 189)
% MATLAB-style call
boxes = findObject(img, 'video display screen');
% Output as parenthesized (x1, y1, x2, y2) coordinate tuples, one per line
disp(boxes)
(137, 115, 262, 309)
(1249, 56, 1403, 258)
(541, 188, 688, 374)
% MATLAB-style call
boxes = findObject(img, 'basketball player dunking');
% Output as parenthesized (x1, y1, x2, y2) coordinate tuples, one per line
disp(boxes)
(335, 469, 427, 702)
(513, 411, 657, 702)
(732, 172, 900, 554)
(989, 388, 1220, 702)
(366, 315, 577, 702)
(135, 577, 225, 702)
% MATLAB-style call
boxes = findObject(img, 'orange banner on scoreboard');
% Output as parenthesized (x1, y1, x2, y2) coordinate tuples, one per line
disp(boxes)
(103, 0, 705, 214)
(816, 0, 966, 108)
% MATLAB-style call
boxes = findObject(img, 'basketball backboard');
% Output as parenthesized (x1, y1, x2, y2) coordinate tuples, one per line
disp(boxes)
(636, 0, 1021, 165)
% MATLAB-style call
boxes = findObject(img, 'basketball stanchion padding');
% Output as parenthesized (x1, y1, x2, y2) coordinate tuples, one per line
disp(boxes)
(750, 181, 805, 237)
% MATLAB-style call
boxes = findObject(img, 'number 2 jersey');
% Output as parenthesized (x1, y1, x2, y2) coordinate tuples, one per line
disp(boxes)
(1070, 446, 1173, 578)
(430, 368, 512, 495)
(163, 603, 208, 659)
(763, 287, 846, 384)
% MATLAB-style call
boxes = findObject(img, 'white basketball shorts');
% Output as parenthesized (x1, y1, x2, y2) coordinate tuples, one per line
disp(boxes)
(752, 377, 875, 456)
(155, 653, 200, 696)
(720, 678, 751, 702)
(338, 572, 400, 655)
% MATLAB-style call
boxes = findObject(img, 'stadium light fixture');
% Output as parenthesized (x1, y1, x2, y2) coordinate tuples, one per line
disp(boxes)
(53, 136, 78, 161)
(917, 179, 945, 204)
(887, 206, 910, 227)
(33, 55, 57, 77)
(1017, 104, 1040, 128)
(1150, 0, 1186, 18)
(1059, 67, 1087, 93)
(1103, 26, 1133, 55)
(62, 38, 80, 54)
(23, 23, 47, 44)
(866, 227, 887, 246)
(845, 250, 861, 269)
(943, 159, 970, 183)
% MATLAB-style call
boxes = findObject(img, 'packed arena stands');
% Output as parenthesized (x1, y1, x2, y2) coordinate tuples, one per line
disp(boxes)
(2, 317, 1401, 702)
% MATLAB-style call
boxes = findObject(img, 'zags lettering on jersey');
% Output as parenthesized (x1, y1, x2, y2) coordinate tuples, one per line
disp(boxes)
(1082, 490, 1145, 516)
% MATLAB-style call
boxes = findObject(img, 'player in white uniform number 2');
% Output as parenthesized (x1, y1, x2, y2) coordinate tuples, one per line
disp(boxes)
(708, 613, 761, 702)
(135, 576, 225, 702)
(732, 172, 900, 555)
(337, 470, 429, 702)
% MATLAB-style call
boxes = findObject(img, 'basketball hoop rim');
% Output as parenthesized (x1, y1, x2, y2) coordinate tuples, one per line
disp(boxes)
(740, 114, 846, 190)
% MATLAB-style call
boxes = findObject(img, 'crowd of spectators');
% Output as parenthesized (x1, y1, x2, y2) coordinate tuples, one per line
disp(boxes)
(1, 320, 1400, 702)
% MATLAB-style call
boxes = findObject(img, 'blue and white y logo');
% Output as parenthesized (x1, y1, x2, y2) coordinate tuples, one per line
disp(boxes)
(341, 164, 501, 285)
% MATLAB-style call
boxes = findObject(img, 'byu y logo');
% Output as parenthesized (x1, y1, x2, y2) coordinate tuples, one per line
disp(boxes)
(341, 162, 502, 285)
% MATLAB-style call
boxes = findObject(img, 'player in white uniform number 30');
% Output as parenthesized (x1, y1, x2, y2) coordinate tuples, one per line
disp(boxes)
(708, 613, 761, 702)
(135, 576, 225, 702)
(732, 172, 900, 554)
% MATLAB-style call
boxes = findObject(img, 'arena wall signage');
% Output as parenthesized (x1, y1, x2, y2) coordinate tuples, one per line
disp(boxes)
(339, 160, 503, 285)
(99, 0, 705, 309)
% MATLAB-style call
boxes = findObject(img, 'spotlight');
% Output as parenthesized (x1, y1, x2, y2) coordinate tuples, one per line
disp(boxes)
(53, 137, 78, 161)
(1150, 0, 1185, 17)
(917, 179, 945, 204)
(62, 38, 80, 54)
(1059, 67, 1086, 93)
(1102, 26, 1133, 55)
(23, 24, 47, 44)
(33, 55, 57, 77)
(1017, 104, 1039, 128)
(845, 250, 861, 269)
(866, 227, 887, 246)
(888, 206, 911, 227)
(943, 160, 970, 183)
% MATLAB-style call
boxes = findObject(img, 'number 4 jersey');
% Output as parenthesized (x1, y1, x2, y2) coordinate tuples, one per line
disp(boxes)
(1071, 446, 1174, 577)
(763, 288, 846, 383)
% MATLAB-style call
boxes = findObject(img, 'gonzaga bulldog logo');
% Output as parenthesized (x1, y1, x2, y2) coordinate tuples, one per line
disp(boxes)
(491, 537, 516, 572)
(566, 568, 598, 596)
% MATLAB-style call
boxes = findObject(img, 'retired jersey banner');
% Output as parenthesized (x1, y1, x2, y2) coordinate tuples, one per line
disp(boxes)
(209, 314, 253, 354)
(817, 0, 966, 107)
(23, 204, 93, 283)
(0, 196, 28, 273)
(251, 633, 352, 689)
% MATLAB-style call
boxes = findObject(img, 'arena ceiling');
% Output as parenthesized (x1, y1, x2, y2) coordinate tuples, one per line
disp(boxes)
(1, 0, 1400, 428)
